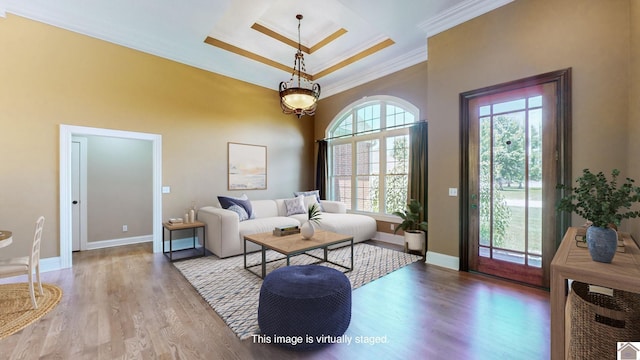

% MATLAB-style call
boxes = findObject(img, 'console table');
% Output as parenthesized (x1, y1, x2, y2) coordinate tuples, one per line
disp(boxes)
(550, 227, 640, 359)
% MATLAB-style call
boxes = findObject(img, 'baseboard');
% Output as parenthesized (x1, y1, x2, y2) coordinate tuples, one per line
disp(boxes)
(375, 232, 460, 270)
(36, 235, 192, 273)
(426, 251, 459, 270)
(40, 256, 64, 272)
(374, 232, 404, 246)
(84, 234, 153, 250)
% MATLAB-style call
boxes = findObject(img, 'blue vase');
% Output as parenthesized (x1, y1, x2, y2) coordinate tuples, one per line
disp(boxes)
(586, 226, 617, 263)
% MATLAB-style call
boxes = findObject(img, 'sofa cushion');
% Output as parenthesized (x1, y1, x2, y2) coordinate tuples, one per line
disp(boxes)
(312, 213, 377, 243)
(249, 200, 279, 218)
(238, 217, 301, 239)
(303, 195, 321, 210)
(284, 195, 306, 216)
(218, 194, 254, 219)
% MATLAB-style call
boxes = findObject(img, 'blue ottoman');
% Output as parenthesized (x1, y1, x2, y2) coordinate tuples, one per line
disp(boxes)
(258, 265, 352, 350)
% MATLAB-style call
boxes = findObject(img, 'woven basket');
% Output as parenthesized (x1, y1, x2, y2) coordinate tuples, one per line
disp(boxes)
(568, 281, 640, 360)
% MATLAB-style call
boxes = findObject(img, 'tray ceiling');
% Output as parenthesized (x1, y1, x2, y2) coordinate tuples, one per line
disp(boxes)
(0, 0, 513, 98)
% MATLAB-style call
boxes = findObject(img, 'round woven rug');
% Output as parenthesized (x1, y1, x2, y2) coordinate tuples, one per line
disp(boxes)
(0, 283, 63, 340)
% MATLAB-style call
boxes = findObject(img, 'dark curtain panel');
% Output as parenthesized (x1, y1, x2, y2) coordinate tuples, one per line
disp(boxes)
(315, 140, 328, 199)
(409, 122, 428, 222)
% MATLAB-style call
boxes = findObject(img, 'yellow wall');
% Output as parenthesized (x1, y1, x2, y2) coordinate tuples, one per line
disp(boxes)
(427, 0, 632, 257)
(316, 0, 636, 261)
(628, 0, 640, 238)
(0, 15, 314, 259)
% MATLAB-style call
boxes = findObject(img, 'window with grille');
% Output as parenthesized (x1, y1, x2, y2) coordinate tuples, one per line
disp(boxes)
(327, 96, 419, 216)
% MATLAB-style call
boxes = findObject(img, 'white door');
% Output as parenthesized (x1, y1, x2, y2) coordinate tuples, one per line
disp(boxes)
(71, 137, 87, 251)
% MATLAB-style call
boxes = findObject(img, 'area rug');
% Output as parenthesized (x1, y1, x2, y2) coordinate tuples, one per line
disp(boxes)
(174, 243, 421, 339)
(0, 283, 63, 340)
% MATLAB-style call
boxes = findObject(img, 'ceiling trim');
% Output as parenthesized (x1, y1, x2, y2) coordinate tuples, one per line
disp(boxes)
(251, 22, 347, 54)
(309, 28, 348, 54)
(313, 38, 394, 80)
(204, 36, 312, 79)
(204, 35, 393, 81)
(418, 0, 514, 37)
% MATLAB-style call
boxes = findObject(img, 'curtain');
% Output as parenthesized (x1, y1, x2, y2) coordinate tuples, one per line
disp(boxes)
(315, 140, 328, 200)
(409, 122, 428, 222)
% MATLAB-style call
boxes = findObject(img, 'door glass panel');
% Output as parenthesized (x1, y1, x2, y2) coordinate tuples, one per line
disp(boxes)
(479, 116, 492, 248)
(477, 96, 543, 268)
(494, 112, 526, 253)
(528, 108, 543, 258)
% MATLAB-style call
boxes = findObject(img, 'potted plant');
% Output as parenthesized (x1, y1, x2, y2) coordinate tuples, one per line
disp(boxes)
(393, 199, 428, 254)
(301, 203, 322, 239)
(556, 168, 640, 263)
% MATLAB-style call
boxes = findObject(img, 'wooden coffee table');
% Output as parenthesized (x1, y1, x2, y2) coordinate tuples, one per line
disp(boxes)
(243, 230, 354, 279)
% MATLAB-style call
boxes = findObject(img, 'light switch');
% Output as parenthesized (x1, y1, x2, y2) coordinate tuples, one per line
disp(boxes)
(162, 186, 171, 194)
(448, 188, 458, 197)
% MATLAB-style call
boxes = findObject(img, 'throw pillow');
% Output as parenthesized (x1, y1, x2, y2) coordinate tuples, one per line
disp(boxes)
(284, 195, 306, 216)
(227, 204, 249, 221)
(294, 190, 323, 211)
(218, 194, 254, 220)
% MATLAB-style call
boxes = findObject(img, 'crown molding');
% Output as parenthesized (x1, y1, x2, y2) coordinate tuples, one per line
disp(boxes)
(321, 46, 426, 99)
(418, 0, 514, 38)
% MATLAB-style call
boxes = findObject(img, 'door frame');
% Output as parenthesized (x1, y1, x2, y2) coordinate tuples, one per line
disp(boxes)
(59, 125, 163, 269)
(459, 68, 572, 286)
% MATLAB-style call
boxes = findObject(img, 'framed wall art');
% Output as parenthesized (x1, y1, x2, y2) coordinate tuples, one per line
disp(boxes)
(228, 142, 267, 190)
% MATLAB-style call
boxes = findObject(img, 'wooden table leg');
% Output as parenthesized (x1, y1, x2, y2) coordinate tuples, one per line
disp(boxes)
(550, 270, 567, 360)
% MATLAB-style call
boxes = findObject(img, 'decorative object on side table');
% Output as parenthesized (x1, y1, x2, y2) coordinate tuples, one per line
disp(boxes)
(300, 203, 322, 240)
(393, 199, 428, 255)
(556, 168, 640, 263)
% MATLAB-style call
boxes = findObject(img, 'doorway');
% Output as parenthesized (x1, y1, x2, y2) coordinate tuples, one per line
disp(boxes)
(460, 69, 571, 288)
(59, 125, 163, 269)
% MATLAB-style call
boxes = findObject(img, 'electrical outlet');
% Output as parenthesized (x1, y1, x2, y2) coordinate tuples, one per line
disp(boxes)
(448, 188, 458, 196)
(390, 224, 395, 231)
(122, 225, 128, 232)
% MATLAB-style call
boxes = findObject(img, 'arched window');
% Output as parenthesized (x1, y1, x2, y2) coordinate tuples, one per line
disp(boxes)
(326, 96, 419, 216)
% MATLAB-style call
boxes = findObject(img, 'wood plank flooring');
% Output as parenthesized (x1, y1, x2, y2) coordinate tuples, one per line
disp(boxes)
(0, 242, 550, 359)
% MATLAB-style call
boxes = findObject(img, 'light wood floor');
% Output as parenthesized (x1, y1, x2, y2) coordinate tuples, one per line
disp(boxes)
(0, 242, 550, 359)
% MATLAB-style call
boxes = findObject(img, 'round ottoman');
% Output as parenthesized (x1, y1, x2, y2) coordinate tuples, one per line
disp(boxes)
(258, 265, 352, 350)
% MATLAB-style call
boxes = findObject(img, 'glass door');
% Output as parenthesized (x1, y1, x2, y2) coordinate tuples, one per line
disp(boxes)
(466, 83, 559, 287)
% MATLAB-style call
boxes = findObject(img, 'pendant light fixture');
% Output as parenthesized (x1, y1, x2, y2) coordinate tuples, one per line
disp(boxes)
(279, 14, 321, 118)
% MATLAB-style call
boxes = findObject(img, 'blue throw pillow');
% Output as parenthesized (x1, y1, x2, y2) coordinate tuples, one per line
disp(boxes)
(218, 194, 254, 220)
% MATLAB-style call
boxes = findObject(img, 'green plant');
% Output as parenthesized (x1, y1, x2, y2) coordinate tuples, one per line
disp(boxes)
(307, 203, 322, 226)
(392, 199, 428, 234)
(556, 169, 640, 228)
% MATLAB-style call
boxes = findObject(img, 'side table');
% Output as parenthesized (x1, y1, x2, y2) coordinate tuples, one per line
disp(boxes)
(550, 227, 640, 359)
(162, 220, 206, 261)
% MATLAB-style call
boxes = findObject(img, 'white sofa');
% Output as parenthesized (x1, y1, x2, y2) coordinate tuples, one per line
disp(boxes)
(197, 199, 377, 258)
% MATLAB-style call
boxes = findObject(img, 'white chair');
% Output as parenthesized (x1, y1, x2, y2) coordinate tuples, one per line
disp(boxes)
(0, 216, 45, 309)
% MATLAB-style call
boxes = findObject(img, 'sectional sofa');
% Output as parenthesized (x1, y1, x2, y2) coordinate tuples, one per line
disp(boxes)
(197, 195, 377, 258)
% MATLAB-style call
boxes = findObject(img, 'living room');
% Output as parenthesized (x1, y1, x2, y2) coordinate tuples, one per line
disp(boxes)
(1, 0, 639, 358)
